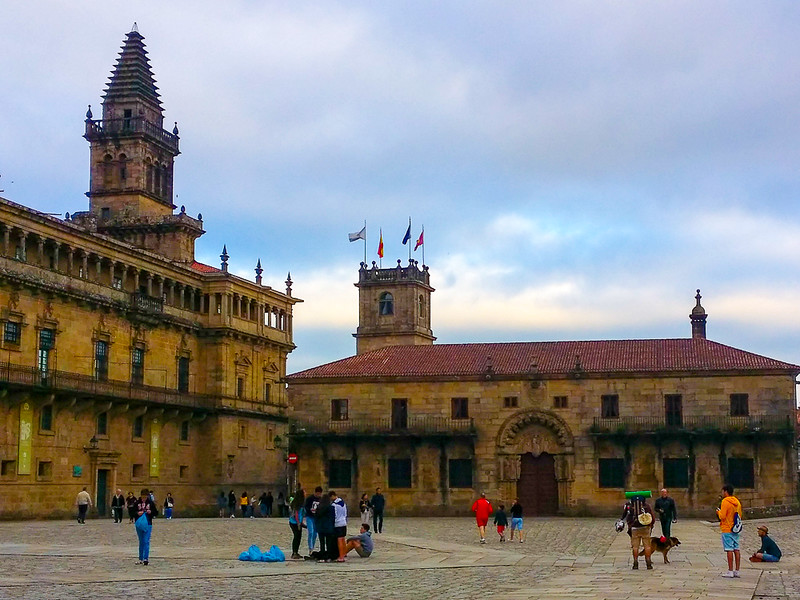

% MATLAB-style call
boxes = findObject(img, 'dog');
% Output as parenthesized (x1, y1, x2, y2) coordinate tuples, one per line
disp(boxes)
(649, 536, 681, 563)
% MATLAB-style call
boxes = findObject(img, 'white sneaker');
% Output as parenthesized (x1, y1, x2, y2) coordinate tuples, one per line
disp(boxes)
(480, 538, 486, 544)
(733, 571, 740, 578)
(722, 572, 735, 578)
(520, 539, 524, 543)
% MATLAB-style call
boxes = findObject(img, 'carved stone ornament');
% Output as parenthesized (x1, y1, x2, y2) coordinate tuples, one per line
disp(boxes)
(9, 292, 19, 309)
(497, 409, 574, 451)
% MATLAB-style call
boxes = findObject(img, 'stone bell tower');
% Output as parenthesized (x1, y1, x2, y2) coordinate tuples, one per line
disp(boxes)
(82, 24, 203, 262)
(353, 259, 436, 354)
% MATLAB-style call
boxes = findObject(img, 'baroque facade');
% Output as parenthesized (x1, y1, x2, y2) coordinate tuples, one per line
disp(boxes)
(288, 262, 798, 517)
(0, 28, 299, 519)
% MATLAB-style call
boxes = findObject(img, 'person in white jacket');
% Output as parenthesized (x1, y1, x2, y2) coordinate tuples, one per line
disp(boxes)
(331, 491, 348, 562)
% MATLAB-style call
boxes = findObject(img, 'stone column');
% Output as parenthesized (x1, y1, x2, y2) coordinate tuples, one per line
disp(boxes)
(3, 227, 9, 256)
(53, 243, 60, 271)
(81, 253, 88, 278)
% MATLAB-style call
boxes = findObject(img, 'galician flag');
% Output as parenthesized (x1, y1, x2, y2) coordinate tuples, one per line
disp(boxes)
(378, 229, 384, 258)
(414, 228, 424, 251)
(348, 226, 366, 242)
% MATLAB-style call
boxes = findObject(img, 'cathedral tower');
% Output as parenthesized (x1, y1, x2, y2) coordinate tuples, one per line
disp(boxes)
(83, 25, 203, 262)
(353, 259, 436, 354)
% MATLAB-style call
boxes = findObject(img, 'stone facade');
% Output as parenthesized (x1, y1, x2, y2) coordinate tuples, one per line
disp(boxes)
(288, 269, 798, 517)
(0, 28, 299, 519)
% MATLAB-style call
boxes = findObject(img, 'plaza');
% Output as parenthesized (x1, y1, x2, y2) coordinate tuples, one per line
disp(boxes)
(1, 515, 798, 599)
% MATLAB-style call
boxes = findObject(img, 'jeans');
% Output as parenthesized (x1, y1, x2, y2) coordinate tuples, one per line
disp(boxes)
(78, 504, 88, 523)
(373, 510, 383, 533)
(136, 522, 152, 561)
(290, 522, 302, 555)
(164, 507, 173, 519)
(659, 515, 671, 538)
(307, 518, 318, 551)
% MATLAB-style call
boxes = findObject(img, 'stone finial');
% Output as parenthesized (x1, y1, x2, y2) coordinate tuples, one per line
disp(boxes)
(131, 22, 139, 33)
(220, 245, 229, 272)
(85, 105, 93, 120)
(180, 205, 186, 213)
(285, 272, 293, 297)
(255, 259, 263, 285)
(484, 356, 494, 380)
(198, 213, 203, 221)
(690, 288, 707, 339)
(173, 121, 179, 136)
(65, 212, 70, 220)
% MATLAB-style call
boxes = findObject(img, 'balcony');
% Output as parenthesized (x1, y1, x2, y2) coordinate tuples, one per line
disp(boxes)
(84, 117, 179, 153)
(131, 292, 164, 313)
(590, 415, 794, 439)
(289, 416, 476, 439)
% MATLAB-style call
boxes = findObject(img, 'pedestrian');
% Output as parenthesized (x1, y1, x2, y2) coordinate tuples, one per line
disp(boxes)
(471, 492, 492, 544)
(249, 494, 257, 519)
(750, 525, 781, 563)
(621, 494, 655, 570)
(240, 491, 249, 518)
(228, 490, 237, 518)
(276, 491, 284, 517)
(126, 491, 137, 523)
(331, 490, 348, 562)
(288, 489, 306, 560)
(359, 493, 372, 525)
(509, 498, 525, 543)
(344, 523, 374, 558)
(75, 486, 92, 524)
(134, 487, 158, 566)
(163, 492, 174, 519)
(111, 488, 125, 523)
(716, 484, 743, 578)
(217, 491, 227, 517)
(303, 486, 323, 554)
(493, 503, 508, 542)
(370, 487, 386, 534)
(283, 492, 290, 517)
(654, 488, 677, 538)
(315, 492, 336, 562)
(265, 490, 274, 517)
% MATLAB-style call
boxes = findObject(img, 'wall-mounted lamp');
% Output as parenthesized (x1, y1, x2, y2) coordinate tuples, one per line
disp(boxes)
(83, 435, 98, 453)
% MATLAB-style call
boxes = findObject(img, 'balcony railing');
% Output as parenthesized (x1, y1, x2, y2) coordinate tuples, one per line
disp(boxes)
(289, 415, 476, 437)
(591, 415, 793, 435)
(85, 118, 179, 153)
(132, 293, 164, 313)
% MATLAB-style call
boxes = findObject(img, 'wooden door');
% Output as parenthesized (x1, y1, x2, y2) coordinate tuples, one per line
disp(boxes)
(517, 453, 558, 516)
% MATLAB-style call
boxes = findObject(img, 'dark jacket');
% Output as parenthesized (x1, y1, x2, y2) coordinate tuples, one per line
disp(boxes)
(654, 496, 677, 520)
(315, 502, 335, 535)
(136, 498, 158, 525)
(111, 494, 125, 508)
(370, 493, 386, 513)
(493, 510, 509, 527)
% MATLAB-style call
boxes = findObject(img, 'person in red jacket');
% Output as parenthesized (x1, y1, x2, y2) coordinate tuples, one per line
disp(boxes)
(471, 492, 493, 544)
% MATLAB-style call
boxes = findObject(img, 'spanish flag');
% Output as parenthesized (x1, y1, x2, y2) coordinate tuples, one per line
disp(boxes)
(378, 229, 384, 258)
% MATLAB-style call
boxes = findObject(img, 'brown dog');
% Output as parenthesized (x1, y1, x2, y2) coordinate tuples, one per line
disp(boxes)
(649, 536, 681, 563)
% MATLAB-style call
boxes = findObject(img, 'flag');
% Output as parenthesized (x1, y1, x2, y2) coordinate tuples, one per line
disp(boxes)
(348, 226, 366, 242)
(402, 221, 411, 245)
(378, 229, 384, 258)
(414, 229, 424, 251)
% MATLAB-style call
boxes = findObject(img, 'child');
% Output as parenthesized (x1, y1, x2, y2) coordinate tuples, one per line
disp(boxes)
(494, 503, 509, 542)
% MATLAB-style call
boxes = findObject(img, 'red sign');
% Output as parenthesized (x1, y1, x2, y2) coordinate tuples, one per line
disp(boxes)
(287, 453, 298, 464)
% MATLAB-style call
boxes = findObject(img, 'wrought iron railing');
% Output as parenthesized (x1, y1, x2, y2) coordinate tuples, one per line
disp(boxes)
(85, 118, 179, 152)
(132, 292, 164, 313)
(289, 415, 476, 436)
(590, 415, 793, 435)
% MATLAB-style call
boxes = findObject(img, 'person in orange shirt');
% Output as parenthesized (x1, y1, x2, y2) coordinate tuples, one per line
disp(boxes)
(716, 484, 743, 578)
(471, 492, 493, 544)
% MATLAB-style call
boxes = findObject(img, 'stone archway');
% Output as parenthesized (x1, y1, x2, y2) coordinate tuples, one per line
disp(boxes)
(496, 410, 575, 515)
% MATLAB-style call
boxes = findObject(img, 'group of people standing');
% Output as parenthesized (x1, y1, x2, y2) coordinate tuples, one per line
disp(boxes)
(220, 490, 288, 518)
(471, 493, 525, 544)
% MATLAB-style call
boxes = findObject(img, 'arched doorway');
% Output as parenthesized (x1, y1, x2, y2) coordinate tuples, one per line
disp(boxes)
(517, 452, 558, 516)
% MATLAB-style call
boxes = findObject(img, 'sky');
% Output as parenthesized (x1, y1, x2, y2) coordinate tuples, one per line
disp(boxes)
(2, 1, 800, 375)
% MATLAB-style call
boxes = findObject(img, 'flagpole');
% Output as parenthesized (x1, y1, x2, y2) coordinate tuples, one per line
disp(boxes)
(407, 216, 412, 263)
(422, 225, 425, 266)
(363, 220, 367, 265)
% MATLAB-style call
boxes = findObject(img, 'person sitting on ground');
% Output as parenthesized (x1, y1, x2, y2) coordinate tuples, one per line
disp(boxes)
(750, 525, 781, 562)
(344, 523, 373, 558)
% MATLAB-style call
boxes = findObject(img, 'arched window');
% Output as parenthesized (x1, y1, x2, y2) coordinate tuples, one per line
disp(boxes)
(379, 292, 394, 315)
(154, 162, 162, 194)
(418, 294, 424, 317)
(102, 154, 113, 187)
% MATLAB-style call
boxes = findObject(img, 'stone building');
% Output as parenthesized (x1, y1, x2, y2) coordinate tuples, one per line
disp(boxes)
(0, 27, 299, 519)
(288, 262, 798, 517)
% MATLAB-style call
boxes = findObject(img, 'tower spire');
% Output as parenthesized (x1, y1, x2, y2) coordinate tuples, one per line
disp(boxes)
(690, 289, 707, 339)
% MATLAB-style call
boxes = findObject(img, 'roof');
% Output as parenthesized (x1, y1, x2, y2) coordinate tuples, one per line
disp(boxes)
(190, 261, 220, 274)
(103, 30, 162, 108)
(288, 339, 800, 380)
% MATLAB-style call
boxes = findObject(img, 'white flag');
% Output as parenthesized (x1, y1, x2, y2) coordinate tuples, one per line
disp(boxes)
(348, 226, 366, 242)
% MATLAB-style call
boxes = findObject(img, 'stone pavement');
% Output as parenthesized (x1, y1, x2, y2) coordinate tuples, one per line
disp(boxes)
(0, 514, 798, 599)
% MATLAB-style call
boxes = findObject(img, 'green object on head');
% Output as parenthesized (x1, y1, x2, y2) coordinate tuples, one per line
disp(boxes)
(624, 490, 652, 498)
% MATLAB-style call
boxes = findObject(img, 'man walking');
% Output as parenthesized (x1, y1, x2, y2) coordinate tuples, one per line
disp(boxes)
(111, 488, 125, 523)
(370, 487, 386, 533)
(75, 486, 92, 524)
(471, 492, 492, 544)
(717, 484, 743, 578)
(654, 488, 677, 538)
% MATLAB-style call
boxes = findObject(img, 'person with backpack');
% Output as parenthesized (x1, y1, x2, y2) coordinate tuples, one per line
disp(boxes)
(717, 484, 743, 578)
(621, 495, 655, 570)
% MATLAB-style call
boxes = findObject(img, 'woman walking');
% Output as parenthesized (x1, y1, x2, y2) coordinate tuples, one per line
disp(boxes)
(359, 493, 371, 525)
(126, 491, 137, 523)
(240, 491, 249, 518)
(134, 488, 158, 565)
(163, 492, 175, 519)
(288, 490, 306, 559)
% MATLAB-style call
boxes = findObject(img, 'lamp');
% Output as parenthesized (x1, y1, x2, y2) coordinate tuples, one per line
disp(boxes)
(83, 435, 99, 453)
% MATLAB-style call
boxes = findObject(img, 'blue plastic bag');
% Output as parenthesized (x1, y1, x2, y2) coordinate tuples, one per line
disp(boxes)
(135, 513, 150, 533)
(238, 544, 285, 562)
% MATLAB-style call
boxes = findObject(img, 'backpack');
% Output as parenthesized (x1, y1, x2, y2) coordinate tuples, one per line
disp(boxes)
(731, 511, 742, 533)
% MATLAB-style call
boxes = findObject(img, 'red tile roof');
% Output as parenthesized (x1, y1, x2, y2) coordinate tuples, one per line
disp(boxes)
(190, 261, 221, 273)
(288, 339, 800, 380)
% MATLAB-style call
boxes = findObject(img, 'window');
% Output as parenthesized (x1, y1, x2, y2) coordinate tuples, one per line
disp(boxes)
(730, 394, 749, 417)
(331, 398, 348, 421)
(598, 458, 625, 488)
(177, 357, 190, 393)
(131, 347, 144, 386)
(180, 420, 189, 442)
(665, 394, 683, 427)
(504, 396, 519, 408)
(663, 458, 689, 488)
(96, 412, 108, 436)
(328, 459, 352, 488)
(388, 458, 412, 488)
(132, 463, 144, 479)
(133, 415, 144, 439)
(1, 460, 15, 477)
(101, 207, 111, 220)
(112, 277, 122, 290)
(553, 396, 568, 409)
(40, 404, 53, 432)
(451, 397, 469, 419)
(94, 340, 109, 381)
(391, 398, 408, 429)
(238, 421, 248, 447)
(123, 108, 132, 130)
(379, 292, 394, 315)
(4, 321, 20, 344)
(448, 459, 473, 488)
(264, 382, 271, 403)
(38, 329, 54, 380)
(179, 465, 189, 479)
(728, 457, 755, 489)
(237, 377, 245, 398)
(601, 394, 619, 418)
(37, 460, 53, 479)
